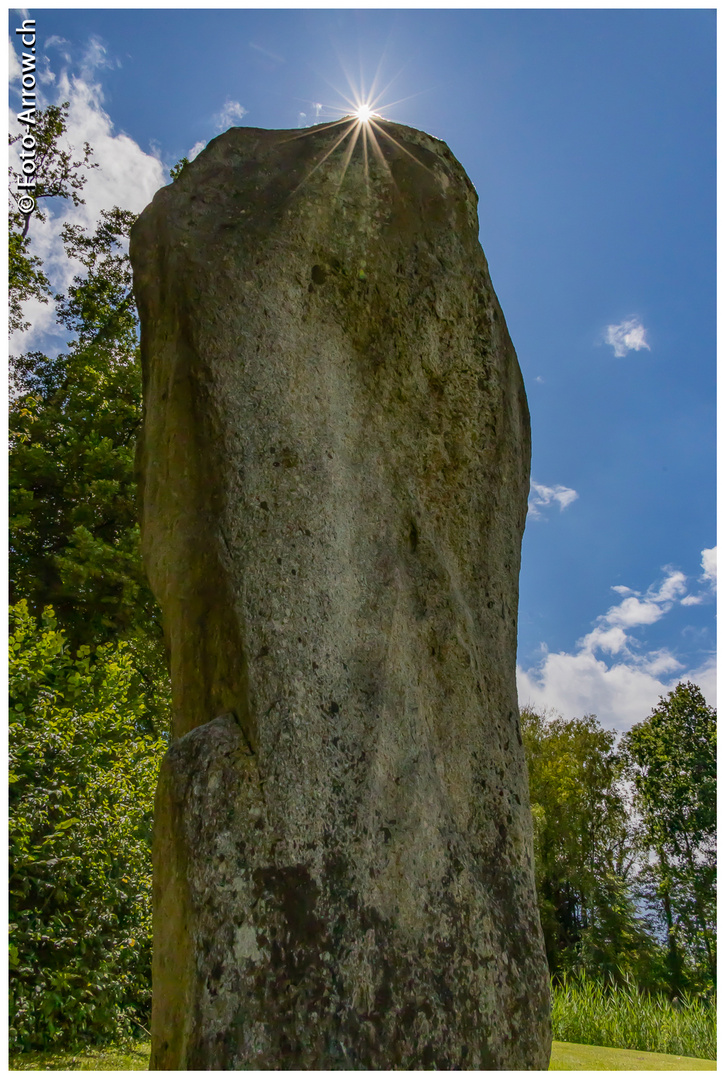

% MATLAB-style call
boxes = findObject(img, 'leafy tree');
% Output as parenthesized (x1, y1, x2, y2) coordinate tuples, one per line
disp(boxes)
(8, 96, 172, 1052)
(8, 207, 163, 660)
(623, 682, 716, 995)
(521, 709, 657, 986)
(9, 154, 167, 712)
(9, 601, 167, 1050)
(9, 102, 96, 332)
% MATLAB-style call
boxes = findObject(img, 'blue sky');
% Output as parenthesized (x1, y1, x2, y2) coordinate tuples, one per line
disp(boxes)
(9, 7, 716, 731)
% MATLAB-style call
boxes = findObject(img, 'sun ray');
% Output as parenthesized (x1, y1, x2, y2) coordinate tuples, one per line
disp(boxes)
(289, 118, 358, 197)
(369, 85, 440, 113)
(279, 54, 441, 204)
(333, 122, 362, 196)
(360, 123, 371, 199)
(363, 121, 397, 191)
(369, 118, 439, 180)
(280, 116, 351, 144)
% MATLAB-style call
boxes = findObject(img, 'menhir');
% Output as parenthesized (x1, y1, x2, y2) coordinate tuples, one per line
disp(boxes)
(130, 116, 551, 1070)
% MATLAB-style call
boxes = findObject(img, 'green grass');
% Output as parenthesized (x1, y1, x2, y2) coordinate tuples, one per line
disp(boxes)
(552, 975, 716, 1061)
(9, 1040, 151, 1071)
(9, 1037, 717, 1071)
(8, 980, 717, 1072)
(550, 1040, 716, 1070)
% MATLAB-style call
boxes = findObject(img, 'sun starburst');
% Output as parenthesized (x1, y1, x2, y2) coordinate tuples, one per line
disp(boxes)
(286, 67, 435, 200)
(354, 103, 380, 124)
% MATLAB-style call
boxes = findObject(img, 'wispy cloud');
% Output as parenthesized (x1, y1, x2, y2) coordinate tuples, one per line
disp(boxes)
(518, 559, 715, 730)
(680, 546, 716, 606)
(700, 545, 717, 587)
(604, 317, 650, 358)
(591, 567, 686, 637)
(249, 41, 285, 65)
(528, 481, 578, 519)
(79, 36, 118, 79)
(213, 98, 248, 132)
(187, 140, 206, 162)
(8, 36, 21, 80)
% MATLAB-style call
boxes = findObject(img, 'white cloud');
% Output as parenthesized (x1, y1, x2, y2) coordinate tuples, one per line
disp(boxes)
(604, 595, 663, 628)
(684, 654, 717, 707)
(640, 648, 683, 677)
(579, 625, 629, 655)
(678, 547, 716, 607)
(528, 481, 579, 519)
(518, 651, 686, 732)
(518, 560, 716, 731)
(80, 36, 116, 79)
(604, 317, 650, 358)
(9, 47, 165, 355)
(701, 546, 717, 587)
(651, 569, 687, 602)
(596, 568, 686, 631)
(213, 98, 248, 132)
(43, 34, 71, 65)
(188, 140, 206, 162)
(9, 36, 21, 80)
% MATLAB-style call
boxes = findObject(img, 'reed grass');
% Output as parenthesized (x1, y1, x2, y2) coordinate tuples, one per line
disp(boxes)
(551, 975, 716, 1061)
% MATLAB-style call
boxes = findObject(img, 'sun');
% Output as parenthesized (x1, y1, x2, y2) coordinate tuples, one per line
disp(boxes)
(354, 103, 379, 124)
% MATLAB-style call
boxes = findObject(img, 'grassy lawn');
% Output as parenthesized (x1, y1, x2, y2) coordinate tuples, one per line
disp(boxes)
(9, 1041, 151, 1071)
(550, 1040, 716, 1071)
(9, 1039, 717, 1071)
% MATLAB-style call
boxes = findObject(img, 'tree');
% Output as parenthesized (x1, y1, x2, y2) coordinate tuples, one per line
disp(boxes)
(9, 102, 96, 332)
(8, 98, 171, 1052)
(521, 709, 657, 986)
(9, 601, 167, 1050)
(9, 208, 162, 657)
(622, 682, 716, 995)
(9, 110, 167, 694)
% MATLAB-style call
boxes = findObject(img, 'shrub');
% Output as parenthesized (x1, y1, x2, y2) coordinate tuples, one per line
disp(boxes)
(9, 601, 167, 1050)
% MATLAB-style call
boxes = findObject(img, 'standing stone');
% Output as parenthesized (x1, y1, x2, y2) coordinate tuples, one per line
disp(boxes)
(130, 117, 550, 1069)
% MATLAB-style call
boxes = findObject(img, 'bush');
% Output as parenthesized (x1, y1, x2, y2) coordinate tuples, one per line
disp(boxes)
(551, 973, 716, 1060)
(9, 600, 167, 1050)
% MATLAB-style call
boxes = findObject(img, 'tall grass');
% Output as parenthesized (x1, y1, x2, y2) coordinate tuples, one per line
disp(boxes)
(551, 975, 716, 1061)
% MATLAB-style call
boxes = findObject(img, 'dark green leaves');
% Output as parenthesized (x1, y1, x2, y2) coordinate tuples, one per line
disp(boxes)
(9, 602, 167, 1051)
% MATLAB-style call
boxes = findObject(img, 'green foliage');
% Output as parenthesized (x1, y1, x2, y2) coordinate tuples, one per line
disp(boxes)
(9, 102, 97, 332)
(9, 229, 51, 334)
(9, 209, 164, 668)
(522, 709, 656, 985)
(169, 156, 189, 181)
(551, 974, 716, 1060)
(8, 97, 170, 1054)
(56, 207, 137, 348)
(9, 601, 167, 1051)
(623, 683, 717, 994)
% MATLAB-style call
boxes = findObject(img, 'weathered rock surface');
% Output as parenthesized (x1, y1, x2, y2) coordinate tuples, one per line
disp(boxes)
(130, 117, 550, 1069)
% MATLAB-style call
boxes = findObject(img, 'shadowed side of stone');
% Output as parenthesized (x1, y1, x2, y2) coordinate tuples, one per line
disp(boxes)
(131, 118, 551, 1069)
